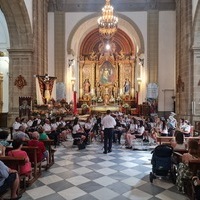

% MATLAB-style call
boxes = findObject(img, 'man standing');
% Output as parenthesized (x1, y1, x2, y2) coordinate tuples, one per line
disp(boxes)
(101, 110, 116, 154)
(167, 112, 177, 136)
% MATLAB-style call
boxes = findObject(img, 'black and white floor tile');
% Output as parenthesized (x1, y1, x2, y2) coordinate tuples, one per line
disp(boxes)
(20, 140, 189, 200)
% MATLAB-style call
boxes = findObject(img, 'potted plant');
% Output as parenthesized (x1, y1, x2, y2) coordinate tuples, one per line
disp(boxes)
(122, 103, 130, 114)
(81, 103, 90, 114)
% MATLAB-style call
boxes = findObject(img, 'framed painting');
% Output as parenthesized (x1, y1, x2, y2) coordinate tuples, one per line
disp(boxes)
(99, 61, 115, 85)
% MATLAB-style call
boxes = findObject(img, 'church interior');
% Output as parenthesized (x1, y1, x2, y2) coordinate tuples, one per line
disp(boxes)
(0, 0, 200, 200)
(0, 0, 199, 125)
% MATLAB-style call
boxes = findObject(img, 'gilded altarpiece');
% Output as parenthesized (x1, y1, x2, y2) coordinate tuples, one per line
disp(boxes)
(79, 40, 136, 107)
(77, 26, 139, 110)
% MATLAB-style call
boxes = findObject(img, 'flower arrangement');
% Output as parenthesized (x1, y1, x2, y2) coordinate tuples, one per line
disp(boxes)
(97, 96, 103, 102)
(122, 103, 130, 108)
(81, 103, 89, 110)
(81, 103, 90, 114)
(32, 98, 73, 118)
(91, 96, 97, 101)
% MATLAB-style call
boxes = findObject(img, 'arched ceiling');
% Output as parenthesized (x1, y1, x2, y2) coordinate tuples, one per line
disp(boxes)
(0, 0, 32, 49)
(80, 28, 135, 56)
(48, 0, 176, 12)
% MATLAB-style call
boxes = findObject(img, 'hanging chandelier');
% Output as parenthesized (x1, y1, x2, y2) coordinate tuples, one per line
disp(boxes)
(97, 0, 118, 40)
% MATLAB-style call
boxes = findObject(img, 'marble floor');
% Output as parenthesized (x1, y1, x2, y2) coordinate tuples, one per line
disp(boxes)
(20, 140, 189, 200)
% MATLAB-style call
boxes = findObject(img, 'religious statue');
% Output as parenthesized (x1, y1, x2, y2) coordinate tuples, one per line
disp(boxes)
(124, 78, 130, 94)
(83, 79, 91, 94)
(117, 50, 125, 60)
(89, 51, 97, 61)
(112, 82, 118, 98)
(96, 82, 101, 97)
(101, 67, 110, 84)
(44, 75, 51, 103)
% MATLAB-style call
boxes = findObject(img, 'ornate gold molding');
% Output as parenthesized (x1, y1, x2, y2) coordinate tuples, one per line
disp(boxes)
(14, 75, 27, 90)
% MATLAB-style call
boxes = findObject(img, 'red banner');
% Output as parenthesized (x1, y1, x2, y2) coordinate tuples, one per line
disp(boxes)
(73, 91, 77, 114)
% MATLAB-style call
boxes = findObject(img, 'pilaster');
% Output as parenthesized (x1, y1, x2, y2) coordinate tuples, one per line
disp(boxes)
(54, 12, 65, 82)
(147, 10, 159, 83)
(7, 48, 33, 126)
(32, 0, 48, 75)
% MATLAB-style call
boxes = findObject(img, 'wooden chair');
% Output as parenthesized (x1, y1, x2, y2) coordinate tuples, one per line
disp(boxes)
(0, 156, 26, 196)
(0, 145, 5, 156)
(40, 140, 55, 167)
(8, 139, 55, 168)
(184, 160, 200, 200)
(173, 150, 200, 200)
(5, 146, 42, 186)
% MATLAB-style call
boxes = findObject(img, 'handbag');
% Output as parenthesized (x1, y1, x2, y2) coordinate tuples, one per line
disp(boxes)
(78, 141, 86, 150)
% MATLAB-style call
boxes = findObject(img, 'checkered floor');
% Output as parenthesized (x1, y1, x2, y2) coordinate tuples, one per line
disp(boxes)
(20, 140, 189, 200)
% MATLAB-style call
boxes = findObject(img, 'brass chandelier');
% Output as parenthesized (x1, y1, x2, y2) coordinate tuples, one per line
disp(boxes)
(97, 0, 118, 40)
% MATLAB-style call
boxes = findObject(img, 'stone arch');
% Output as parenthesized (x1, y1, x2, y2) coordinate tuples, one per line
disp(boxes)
(67, 13, 145, 56)
(192, 0, 200, 122)
(0, 0, 33, 124)
(0, 0, 33, 48)
(193, 1, 200, 47)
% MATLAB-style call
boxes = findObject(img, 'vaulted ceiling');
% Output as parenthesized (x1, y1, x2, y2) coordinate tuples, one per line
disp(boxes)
(48, 0, 176, 12)
(80, 28, 135, 56)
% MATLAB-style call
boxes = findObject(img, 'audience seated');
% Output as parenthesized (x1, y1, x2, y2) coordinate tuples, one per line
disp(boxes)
(8, 139, 33, 181)
(180, 120, 191, 137)
(113, 115, 126, 145)
(134, 120, 145, 139)
(28, 131, 49, 168)
(176, 139, 200, 193)
(38, 126, 49, 141)
(143, 117, 153, 142)
(84, 116, 95, 144)
(42, 119, 52, 135)
(0, 130, 10, 147)
(167, 112, 177, 136)
(20, 118, 28, 131)
(0, 160, 22, 200)
(171, 130, 187, 150)
(159, 119, 168, 136)
(149, 127, 158, 144)
(72, 117, 86, 144)
(12, 117, 21, 132)
(124, 119, 138, 149)
(13, 125, 30, 141)
(26, 116, 34, 128)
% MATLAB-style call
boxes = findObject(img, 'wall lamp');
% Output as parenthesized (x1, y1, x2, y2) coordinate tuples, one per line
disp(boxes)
(68, 59, 74, 67)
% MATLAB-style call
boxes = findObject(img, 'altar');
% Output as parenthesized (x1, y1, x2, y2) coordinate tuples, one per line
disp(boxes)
(90, 104, 120, 114)
(78, 39, 137, 109)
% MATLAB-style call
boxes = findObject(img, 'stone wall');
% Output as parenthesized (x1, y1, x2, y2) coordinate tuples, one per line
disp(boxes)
(175, 0, 193, 121)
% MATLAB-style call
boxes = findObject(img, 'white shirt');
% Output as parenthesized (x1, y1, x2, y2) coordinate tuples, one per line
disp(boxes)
(138, 126, 145, 134)
(27, 120, 33, 127)
(160, 126, 168, 134)
(43, 123, 52, 133)
(72, 124, 81, 134)
(85, 122, 93, 130)
(181, 124, 191, 133)
(101, 115, 116, 128)
(12, 121, 21, 131)
(51, 123, 58, 131)
(129, 124, 138, 132)
(21, 122, 28, 130)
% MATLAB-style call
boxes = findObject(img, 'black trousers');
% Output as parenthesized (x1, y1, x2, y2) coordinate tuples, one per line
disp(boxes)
(113, 129, 123, 144)
(104, 128, 113, 152)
